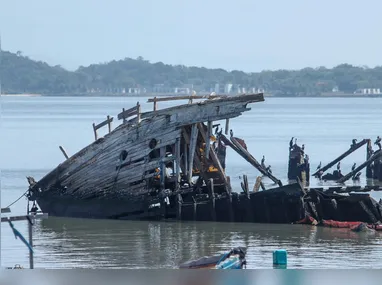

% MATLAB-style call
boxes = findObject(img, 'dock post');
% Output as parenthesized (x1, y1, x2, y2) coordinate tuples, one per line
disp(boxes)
(28, 218, 34, 269)
(366, 140, 373, 178)
(224, 119, 229, 135)
(209, 178, 216, 221)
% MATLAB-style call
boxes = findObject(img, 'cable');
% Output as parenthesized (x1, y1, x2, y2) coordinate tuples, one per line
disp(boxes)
(5, 190, 29, 209)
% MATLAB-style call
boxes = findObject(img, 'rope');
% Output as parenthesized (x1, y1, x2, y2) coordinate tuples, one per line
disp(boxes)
(5, 190, 29, 209)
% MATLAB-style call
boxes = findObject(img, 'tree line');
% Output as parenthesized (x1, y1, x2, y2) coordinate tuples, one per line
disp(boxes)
(2, 50, 382, 95)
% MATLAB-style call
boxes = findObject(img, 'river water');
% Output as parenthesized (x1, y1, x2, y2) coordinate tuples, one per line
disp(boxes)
(1, 95, 382, 269)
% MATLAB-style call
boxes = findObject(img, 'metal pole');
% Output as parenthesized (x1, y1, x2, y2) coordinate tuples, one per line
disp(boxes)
(28, 219, 34, 269)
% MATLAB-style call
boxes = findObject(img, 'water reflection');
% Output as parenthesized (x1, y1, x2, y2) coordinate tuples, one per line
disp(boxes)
(33, 217, 382, 269)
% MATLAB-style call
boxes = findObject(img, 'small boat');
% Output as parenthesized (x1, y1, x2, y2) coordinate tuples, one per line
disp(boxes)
(179, 247, 247, 269)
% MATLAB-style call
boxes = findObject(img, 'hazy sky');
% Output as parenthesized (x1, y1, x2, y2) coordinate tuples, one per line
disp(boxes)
(1, 0, 381, 72)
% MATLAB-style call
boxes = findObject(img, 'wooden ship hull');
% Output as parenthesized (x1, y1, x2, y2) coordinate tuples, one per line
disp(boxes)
(27, 93, 289, 221)
(26, 93, 382, 225)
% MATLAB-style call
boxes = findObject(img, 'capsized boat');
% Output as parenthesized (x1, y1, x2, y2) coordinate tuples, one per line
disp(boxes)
(179, 247, 247, 269)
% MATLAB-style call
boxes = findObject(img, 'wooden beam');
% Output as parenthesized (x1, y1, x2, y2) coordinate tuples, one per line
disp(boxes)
(1, 207, 11, 213)
(160, 146, 166, 189)
(107, 115, 112, 133)
(92, 116, 114, 140)
(147, 94, 227, 103)
(117, 105, 138, 121)
(1, 213, 48, 223)
(205, 121, 213, 159)
(175, 137, 181, 190)
(220, 134, 282, 186)
(59, 146, 69, 159)
(136, 102, 142, 123)
(153, 97, 158, 111)
(183, 140, 188, 178)
(28, 218, 34, 269)
(209, 178, 216, 221)
(188, 124, 198, 185)
(225, 119, 230, 135)
(197, 123, 230, 193)
(94, 116, 114, 130)
(142, 93, 264, 120)
(92, 123, 98, 140)
(182, 128, 205, 185)
(243, 174, 249, 199)
(312, 139, 369, 176)
(337, 150, 382, 183)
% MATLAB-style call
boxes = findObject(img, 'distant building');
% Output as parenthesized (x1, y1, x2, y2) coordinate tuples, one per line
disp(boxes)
(214, 84, 220, 94)
(354, 88, 381, 95)
(224, 84, 233, 94)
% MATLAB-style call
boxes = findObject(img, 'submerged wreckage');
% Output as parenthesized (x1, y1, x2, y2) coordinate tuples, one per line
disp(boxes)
(26, 93, 382, 227)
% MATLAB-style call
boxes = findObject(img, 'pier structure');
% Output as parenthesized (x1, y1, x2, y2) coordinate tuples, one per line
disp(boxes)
(1, 206, 48, 269)
(309, 138, 382, 183)
(287, 140, 310, 185)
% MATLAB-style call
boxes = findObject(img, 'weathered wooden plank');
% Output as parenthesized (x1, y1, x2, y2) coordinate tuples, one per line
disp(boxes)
(197, 123, 230, 193)
(1, 207, 11, 213)
(209, 178, 216, 221)
(205, 121, 213, 159)
(187, 124, 198, 184)
(92, 123, 98, 140)
(183, 140, 188, 176)
(64, 155, 177, 193)
(1, 213, 48, 223)
(117, 105, 138, 121)
(31, 93, 265, 203)
(312, 139, 369, 176)
(94, 116, 114, 130)
(59, 146, 69, 160)
(137, 103, 142, 123)
(175, 137, 181, 190)
(141, 104, 249, 126)
(225, 119, 230, 135)
(147, 94, 227, 103)
(159, 146, 166, 189)
(60, 127, 181, 185)
(223, 134, 282, 186)
(35, 102, 247, 192)
(36, 96, 257, 191)
(141, 93, 264, 122)
(337, 150, 382, 183)
(182, 127, 203, 176)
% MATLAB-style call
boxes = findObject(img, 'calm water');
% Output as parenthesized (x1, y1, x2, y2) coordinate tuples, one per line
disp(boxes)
(1, 95, 382, 269)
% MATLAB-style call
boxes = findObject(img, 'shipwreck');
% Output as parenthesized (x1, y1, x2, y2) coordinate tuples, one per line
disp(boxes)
(26, 93, 382, 226)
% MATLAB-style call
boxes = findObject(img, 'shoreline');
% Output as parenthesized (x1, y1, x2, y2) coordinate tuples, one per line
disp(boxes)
(1, 93, 382, 98)
(1, 94, 42, 97)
